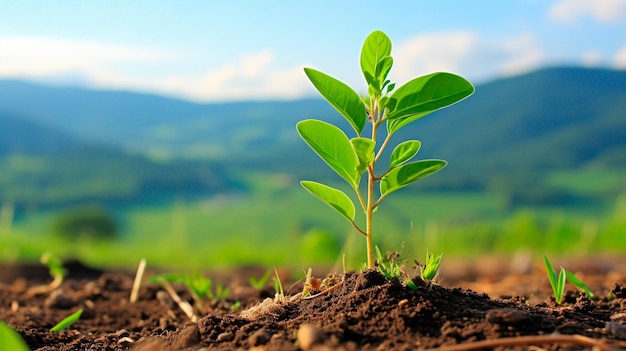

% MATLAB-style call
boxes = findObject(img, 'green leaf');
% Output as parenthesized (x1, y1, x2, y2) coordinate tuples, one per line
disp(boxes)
(304, 68, 367, 134)
(556, 268, 566, 304)
(544, 256, 558, 298)
(50, 309, 83, 332)
(360, 30, 392, 89)
(0, 322, 30, 351)
(389, 140, 421, 168)
(565, 270, 595, 299)
(148, 273, 185, 284)
(387, 72, 474, 134)
(375, 56, 393, 88)
(380, 160, 447, 197)
(351, 137, 375, 173)
(301, 181, 355, 222)
(297, 119, 360, 188)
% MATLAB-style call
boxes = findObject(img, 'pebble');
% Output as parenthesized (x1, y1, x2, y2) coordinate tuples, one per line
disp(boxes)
(606, 321, 626, 340)
(44, 290, 78, 309)
(485, 308, 529, 325)
(216, 331, 234, 342)
(297, 323, 327, 350)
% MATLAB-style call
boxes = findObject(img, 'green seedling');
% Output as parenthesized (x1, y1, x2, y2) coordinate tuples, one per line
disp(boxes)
(149, 272, 230, 309)
(50, 308, 83, 332)
(544, 256, 594, 304)
(372, 245, 401, 279)
(272, 268, 285, 303)
(421, 250, 442, 281)
(249, 269, 272, 290)
(297, 30, 474, 269)
(26, 253, 66, 297)
(0, 322, 30, 351)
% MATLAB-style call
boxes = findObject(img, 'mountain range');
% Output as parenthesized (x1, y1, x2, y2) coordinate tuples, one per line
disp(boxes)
(1, 66, 625, 206)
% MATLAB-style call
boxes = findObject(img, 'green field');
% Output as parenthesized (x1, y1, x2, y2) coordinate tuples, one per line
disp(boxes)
(2, 168, 625, 271)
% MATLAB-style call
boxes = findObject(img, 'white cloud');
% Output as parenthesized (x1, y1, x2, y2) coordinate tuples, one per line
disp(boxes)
(581, 50, 603, 67)
(0, 36, 183, 81)
(154, 51, 311, 101)
(393, 31, 545, 84)
(614, 45, 626, 68)
(0, 35, 311, 102)
(549, 0, 626, 23)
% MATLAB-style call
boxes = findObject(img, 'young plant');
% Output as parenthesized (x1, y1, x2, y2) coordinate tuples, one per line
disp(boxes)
(420, 249, 442, 281)
(50, 309, 83, 332)
(297, 30, 474, 269)
(149, 272, 230, 309)
(248, 269, 272, 290)
(544, 256, 594, 304)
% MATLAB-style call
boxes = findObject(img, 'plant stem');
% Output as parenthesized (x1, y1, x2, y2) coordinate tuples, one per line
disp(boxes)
(366, 164, 375, 269)
(365, 101, 381, 270)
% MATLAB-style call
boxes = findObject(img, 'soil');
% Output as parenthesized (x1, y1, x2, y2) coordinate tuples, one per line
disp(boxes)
(2, 256, 626, 351)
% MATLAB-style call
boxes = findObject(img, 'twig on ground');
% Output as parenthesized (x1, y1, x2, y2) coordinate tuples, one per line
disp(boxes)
(423, 334, 611, 351)
(157, 278, 197, 322)
(302, 281, 344, 300)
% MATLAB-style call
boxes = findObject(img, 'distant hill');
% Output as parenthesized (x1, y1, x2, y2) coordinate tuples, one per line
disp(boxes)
(0, 112, 83, 156)
(1, 66, 625, 206)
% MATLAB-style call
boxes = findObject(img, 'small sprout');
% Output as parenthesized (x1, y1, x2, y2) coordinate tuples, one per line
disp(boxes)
(41, 253, 65, 283)
(421, 250, 442, 281)
(405, 279, 419, 291)
(50, 308, 83, 332)
(249, 269, 272, 290)
(25, 253, 66, 297)
(0, 322, 30, 351)
(373, 246, 401, 279)
(229, 301, 242, 311)
(272, 268, 285, 303)
(149, 271, 229, 311)
(544, 256, 594, 304)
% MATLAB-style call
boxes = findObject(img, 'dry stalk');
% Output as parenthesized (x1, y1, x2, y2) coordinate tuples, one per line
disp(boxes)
(302, 280, 344, 300)
(422, 334, 612, 351)
(158, 278, 197, 322)
(129, 258, 146, 303)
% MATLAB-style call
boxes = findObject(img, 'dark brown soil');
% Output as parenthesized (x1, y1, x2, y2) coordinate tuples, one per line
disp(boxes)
(2, 256, 626, 350)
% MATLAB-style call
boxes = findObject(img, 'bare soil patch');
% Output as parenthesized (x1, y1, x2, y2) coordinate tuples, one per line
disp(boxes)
(1, 256, 626, 350)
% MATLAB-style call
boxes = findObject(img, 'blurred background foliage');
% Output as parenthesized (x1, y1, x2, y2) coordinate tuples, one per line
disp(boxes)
(1, 67, 625, 269)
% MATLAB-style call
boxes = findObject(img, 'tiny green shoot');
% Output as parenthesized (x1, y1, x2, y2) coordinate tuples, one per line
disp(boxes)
(297, 30, 474, 269)
(421, 250, 442, 281)
(272, 268, 285, 303)
(249, 269, 272, 290)
(544, 256, 594, 304)
(544, 256, 566, 304)
(50, 308, 83, 332)
(373, 245, 401, 279)
(0, 322, 30, 351)
(149, 272, 230, 309)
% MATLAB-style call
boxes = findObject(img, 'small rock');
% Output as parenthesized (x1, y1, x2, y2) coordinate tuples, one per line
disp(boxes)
(297, 323, 327, 350)
(485, 308, 529, 325)
(44, 290, 78, 309)
(173, 323, 201, 349)
(216, 331, 234, 342)
(606, 321, 626, 340)
(249, 328, 271, 347)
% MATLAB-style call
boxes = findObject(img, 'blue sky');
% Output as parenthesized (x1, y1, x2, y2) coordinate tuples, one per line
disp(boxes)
(1, 0, 625, 102)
